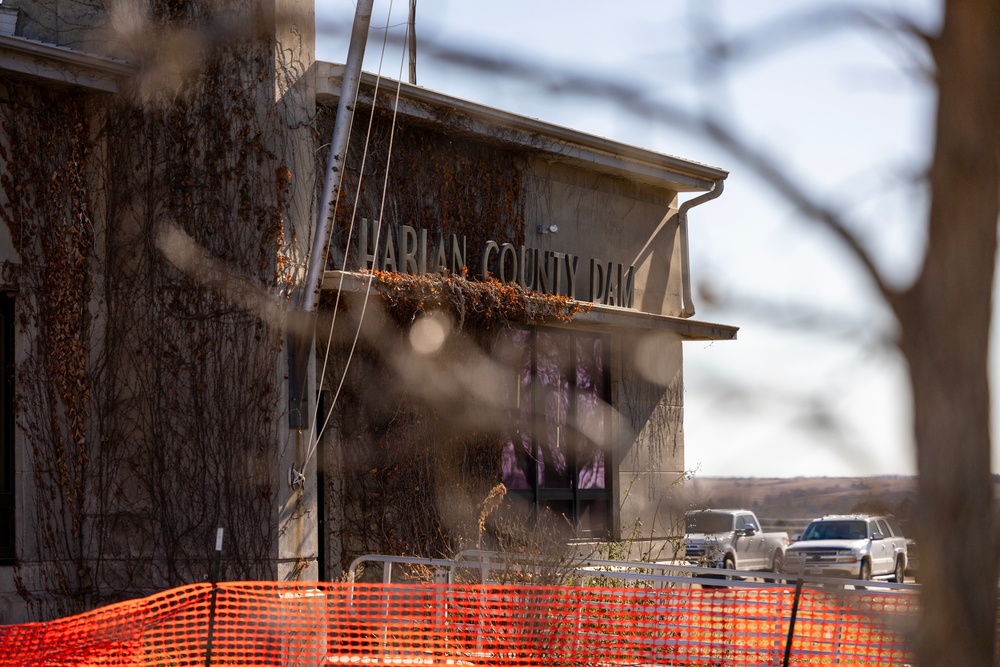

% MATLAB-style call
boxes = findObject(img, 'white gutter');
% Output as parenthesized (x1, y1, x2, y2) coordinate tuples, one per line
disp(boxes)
(678, 178, 725, 318)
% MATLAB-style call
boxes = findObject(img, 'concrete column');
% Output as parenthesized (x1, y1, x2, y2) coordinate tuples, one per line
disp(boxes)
(267, 0, 318, 581)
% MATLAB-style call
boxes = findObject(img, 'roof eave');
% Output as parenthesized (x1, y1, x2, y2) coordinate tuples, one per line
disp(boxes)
(316, 62, 728, 193)
(0, 34, 133, 93)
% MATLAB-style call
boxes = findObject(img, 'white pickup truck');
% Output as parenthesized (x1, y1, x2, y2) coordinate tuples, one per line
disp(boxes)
(782, 514, 908, 584)
(684, 509, 789, 573)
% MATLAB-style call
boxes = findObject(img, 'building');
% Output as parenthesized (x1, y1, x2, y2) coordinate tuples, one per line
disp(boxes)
(0, 0, 735, 622)
(311, 64, 737, 572)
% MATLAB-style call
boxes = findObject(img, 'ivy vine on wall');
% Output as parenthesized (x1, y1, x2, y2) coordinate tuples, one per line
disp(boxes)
(0, 0, 302, 619)
(315, 103, 592, 571)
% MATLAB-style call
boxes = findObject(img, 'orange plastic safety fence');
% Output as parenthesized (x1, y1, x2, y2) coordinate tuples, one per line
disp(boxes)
(0, 582, 917, 666)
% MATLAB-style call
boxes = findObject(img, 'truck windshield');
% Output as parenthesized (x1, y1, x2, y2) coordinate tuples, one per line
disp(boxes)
(686, 512, 733, 534)
(801, 520, 867, 541)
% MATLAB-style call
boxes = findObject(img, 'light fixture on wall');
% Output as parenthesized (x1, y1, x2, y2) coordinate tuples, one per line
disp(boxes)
(536, 224, 559, 234)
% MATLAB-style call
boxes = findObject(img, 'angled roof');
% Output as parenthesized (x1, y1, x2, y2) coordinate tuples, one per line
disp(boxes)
(315, 62, 728, 193)
(0, 33, 132, 92)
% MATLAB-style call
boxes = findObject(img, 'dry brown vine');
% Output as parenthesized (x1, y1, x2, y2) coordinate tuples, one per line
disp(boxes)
(370, 271, 591, 329)
(314, 102, 594, 572)
(0, 0, 302, 619)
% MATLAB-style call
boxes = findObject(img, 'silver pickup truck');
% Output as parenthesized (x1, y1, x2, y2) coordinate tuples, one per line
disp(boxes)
(684, 509, 789, 572)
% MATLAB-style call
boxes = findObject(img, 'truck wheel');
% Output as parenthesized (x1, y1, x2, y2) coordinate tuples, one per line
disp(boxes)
(723, 555, 736, 580)
(771, 551, 784, 574)
(857, 559, 871, 590)
(891, 557, 905, 583)
(698, 559, 730, 590)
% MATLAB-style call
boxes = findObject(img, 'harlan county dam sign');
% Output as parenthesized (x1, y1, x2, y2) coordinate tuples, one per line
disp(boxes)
(356, 219, 636, 309)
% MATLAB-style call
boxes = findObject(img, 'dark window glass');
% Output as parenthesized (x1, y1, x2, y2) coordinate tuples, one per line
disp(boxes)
(575, 336, 606, 490)
(685, 512, 733, 534)
(536, 331, 571, 489)
(499, 327, 612, 538)
(802, 520, 867, 541)
(884, 516, 904, 537)
(578, 499, 607, 534)
(499, 328, 532, 490)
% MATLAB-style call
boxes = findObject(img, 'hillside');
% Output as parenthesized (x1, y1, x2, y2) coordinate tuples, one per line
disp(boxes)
(683, 475, 1000, 534)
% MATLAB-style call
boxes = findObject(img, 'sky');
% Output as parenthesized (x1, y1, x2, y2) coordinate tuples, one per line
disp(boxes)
(313, 1, 972, 478)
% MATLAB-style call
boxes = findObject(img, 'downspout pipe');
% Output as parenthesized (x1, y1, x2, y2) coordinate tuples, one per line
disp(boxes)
(300, 0, 374, 313)
(678, 178, 725, 318)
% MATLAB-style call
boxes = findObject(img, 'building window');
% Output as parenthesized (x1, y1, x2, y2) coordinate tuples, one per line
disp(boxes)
(499, 327, 612, 538)
(0, 294, 13, 564)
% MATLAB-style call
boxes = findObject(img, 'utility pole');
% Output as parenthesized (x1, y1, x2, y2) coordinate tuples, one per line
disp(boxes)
(289, 0, 373, 429)
(300, 0, 374, 314)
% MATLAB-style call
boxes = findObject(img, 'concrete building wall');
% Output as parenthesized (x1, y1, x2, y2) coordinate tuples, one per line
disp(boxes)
(313, 106, 709, 574)
(266, 0, 320, 585)
(522, 159, 688, 548)
(0, 4, 732, 606)
(615, 333, 686, 553)
(0, 0, 322, 620)
(523, 160, 682, 317)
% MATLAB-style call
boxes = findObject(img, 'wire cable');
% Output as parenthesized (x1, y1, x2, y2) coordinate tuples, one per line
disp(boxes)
(303, 1, 410, 471)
